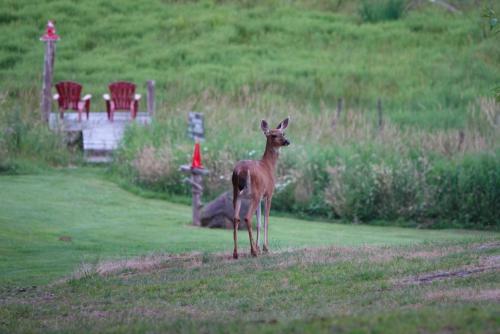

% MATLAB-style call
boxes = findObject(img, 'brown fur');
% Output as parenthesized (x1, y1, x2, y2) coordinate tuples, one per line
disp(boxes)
(232, 118, 290, 259)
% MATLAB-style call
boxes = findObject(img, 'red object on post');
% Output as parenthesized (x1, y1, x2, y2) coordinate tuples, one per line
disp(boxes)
(191, 140, 203, 169)
(40, 20, 60, 41)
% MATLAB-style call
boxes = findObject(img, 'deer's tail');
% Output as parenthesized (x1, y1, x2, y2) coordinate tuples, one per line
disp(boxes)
(232, 169, 252, 195)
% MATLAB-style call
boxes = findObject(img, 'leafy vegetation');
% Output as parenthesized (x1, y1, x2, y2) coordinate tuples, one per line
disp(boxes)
(359, 0, 406, 23)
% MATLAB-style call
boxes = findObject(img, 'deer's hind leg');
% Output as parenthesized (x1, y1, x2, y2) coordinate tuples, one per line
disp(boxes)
(233, 188, 242, 259)
(263, 196, 272, 253)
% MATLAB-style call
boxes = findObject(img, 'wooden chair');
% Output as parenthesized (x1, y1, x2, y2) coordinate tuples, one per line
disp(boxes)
(103, 81, 141, 121)
(53, 81, 91, 122)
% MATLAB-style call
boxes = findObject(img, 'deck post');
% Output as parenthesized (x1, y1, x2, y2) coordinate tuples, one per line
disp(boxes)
(40, 20, 60, 123)
(40, 40, 56, 123)
(147, 80, 155, 117)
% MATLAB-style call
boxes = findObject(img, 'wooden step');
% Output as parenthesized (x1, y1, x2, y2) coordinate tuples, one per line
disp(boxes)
(50, 112, 151, 163)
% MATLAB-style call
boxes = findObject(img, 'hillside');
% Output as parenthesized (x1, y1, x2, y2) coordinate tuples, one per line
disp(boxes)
(0, 0, 498, 128)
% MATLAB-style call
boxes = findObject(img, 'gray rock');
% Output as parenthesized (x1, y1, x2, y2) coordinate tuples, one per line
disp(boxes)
(200, 191, 252, 229)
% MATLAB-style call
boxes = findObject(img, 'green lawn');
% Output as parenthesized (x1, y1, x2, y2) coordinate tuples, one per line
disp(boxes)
(0, 169, 499, 333)
(1, 237, 499, 333)
(0, 168, 494, 286)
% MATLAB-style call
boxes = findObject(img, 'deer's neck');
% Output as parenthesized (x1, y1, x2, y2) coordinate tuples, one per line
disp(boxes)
(261, 141, 280, 171)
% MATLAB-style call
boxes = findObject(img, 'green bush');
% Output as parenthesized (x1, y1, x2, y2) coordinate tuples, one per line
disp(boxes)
(359, 0, 406, 23)
(431, 153, 500, 227)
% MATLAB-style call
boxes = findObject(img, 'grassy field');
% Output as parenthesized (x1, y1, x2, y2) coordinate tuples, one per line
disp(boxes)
(0, 168, 498, 333)
(1, 168, 493, 287)
(0, 168, 500, 333)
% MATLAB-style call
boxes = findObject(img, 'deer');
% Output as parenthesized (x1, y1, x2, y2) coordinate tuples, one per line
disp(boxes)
(232, 117, 290, 259)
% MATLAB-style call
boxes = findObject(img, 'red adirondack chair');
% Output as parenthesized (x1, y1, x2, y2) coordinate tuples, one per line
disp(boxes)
(103, 81, 141, 121)
(53, 81, 91, 122)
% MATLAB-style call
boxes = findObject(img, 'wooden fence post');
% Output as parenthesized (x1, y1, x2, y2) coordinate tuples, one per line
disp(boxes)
(147, 80, 155, 117)
(40, 21, 59, 124)
(332, 97, 343, 129)
(377, 98, 383, 132)
(458, 130, 465, 151)
(337, 97, 343, 120)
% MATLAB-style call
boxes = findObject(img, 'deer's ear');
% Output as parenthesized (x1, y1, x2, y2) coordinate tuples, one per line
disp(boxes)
(276, 117, 289, 131)
(261, 120, 269, 134)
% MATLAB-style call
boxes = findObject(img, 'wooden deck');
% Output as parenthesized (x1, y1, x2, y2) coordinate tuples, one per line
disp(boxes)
(49, 112, 152, 163)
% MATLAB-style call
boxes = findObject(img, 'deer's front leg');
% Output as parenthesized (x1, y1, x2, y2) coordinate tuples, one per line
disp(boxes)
(245, 200, 259, 257)
(263, 196, 272, 253)
(255, 200, 262, 252)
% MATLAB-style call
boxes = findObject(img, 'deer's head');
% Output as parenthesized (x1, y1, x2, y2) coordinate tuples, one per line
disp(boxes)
(261, 117, 290, 148)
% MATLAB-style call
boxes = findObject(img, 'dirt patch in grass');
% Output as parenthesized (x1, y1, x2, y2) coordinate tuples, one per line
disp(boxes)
(425, 288, 500, 302)
(473, 242, 500, 251)
(66, 252, 207, 280)
(396, 255, 500, 286)
(67, 242, 496, 281)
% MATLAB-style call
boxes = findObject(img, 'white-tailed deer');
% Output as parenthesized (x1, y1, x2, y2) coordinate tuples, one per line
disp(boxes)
(232, 117, 290, 259)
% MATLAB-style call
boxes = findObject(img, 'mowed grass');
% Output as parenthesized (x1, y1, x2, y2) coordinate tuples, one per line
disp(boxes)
(0, 168, 495, 287)
(1, 240, 499, 333)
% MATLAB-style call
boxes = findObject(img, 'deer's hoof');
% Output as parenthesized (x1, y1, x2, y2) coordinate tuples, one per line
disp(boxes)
(233, 251, 239, 260)
(263, 245, 269, 253)
(251, 249, 258, 257)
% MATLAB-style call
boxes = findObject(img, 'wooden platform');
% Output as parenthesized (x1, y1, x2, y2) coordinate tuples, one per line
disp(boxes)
(49, 112, 152, 163)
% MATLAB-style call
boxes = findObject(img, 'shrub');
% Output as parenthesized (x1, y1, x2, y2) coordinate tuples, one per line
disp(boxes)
(430, 153, 500, 227)
(359, 0, 406, 23)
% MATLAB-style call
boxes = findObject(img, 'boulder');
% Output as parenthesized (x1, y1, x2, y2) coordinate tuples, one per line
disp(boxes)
(200, 191, 252, 229)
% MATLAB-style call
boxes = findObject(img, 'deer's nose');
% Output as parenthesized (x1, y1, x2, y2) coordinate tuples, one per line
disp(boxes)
(283, 139, 290, 146)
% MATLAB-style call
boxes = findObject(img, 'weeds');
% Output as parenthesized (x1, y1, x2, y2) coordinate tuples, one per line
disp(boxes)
(0, 89, 72, 172)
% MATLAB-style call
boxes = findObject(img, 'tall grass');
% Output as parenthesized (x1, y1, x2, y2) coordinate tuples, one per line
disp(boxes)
(0, 87, 73, 172)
